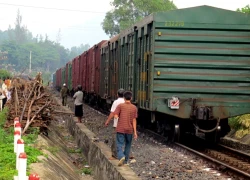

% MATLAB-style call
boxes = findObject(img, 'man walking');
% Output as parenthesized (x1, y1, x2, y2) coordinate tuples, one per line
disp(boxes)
(73, 85, 83, 123)
(105, 88, 125, 159)
(60, 83, 68, 106)
(114, 91, 138, 166)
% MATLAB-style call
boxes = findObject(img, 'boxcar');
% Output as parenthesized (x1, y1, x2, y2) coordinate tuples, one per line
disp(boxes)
(116, 6, 250, 141)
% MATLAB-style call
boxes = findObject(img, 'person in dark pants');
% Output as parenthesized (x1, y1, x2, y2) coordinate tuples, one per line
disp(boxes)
(105, 88, 125, 159)
(114, 91, 138, 166)
(73, 85, 83, 123)
(70, 88, 75, 97)
(1, 79, 7, 109)
(60, 83, 68, 106)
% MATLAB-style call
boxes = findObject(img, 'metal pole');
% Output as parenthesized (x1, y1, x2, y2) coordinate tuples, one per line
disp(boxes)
(29, 51, 32, 73)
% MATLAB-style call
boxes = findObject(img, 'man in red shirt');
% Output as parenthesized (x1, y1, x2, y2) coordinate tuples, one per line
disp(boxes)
(114, 91, 138, 166)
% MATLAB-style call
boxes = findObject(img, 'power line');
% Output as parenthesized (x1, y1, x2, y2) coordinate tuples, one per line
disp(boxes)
(0, 2, 107, 13)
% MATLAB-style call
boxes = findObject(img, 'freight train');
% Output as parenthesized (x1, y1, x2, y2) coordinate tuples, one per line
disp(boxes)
(53, 6, 250, 142)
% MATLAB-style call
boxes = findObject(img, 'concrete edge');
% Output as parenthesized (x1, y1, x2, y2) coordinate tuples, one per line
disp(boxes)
(53, 96, 141, 180)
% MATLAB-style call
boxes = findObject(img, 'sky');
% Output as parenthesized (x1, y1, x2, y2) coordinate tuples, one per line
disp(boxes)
(0, 0, 249, 49)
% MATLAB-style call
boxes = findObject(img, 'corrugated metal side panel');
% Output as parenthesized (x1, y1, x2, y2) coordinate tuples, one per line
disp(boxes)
(79, 55, 83, 88)
(76, 56, 80, 87)
(119, 36, 127, 90)
(83, 53, 87, 91)
(134, 24, 153, 109)
(86, 49, 92, 93)
(152, 8, 250, 119)
(65, 64, 68, 87)
(62, 67, 66, 86)
(58, 68, 62, 89)
(94, 41, 106, 95)
(104, 45, 109, 97)
(68, 62, 72, 90)
(109, 44, 115, 99)
(110, 41, 119, 100)
(80, 52, 86, 91)
(55, 70, 59, 87)
(90, 48, 95, 92)
(72, 58, 76, 89)
(119, 32, 138, 100)
(100, 48, 106, 98)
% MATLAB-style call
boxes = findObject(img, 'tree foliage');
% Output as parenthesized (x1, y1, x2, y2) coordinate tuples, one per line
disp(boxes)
(237, 5, 250, 13)
(102, 0, 177, 37)
(0, 69, 12, 79)
(69, 44, 90, 60)
(0, 10, 90, 77)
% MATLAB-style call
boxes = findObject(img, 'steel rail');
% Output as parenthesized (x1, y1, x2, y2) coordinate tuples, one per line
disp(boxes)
(218, 143, 250, 159)
(175, 142, 250, 179)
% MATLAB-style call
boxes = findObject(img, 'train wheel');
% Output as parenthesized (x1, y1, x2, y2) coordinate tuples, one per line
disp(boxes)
(173, 124, 180, 142)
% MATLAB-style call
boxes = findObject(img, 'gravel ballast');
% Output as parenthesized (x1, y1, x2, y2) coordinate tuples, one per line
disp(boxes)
(53, 93, 235, 180)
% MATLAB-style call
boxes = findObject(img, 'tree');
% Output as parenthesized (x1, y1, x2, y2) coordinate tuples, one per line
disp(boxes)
(0, 69, 12, 79)
(56, 29, 62, 44)
(68, 44, 90, 60)
(237, 5, 250, 13)
(102, 0, 177, 37)
(14, 9, 28, 44)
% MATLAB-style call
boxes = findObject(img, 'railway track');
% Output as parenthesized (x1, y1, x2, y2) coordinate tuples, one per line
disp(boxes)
(175, 142, 250, 179)
(60, 90, 250, 179)
(141, 128, 250, 179)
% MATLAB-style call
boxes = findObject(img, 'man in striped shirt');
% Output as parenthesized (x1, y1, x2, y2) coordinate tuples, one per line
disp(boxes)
(114, 91, 138, 166)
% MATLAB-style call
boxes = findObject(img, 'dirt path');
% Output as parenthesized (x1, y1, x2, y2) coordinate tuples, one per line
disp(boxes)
(29, 93, 94, 180)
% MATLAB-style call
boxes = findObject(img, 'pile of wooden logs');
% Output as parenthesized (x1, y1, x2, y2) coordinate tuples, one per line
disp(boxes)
(6, 74, 54, 135)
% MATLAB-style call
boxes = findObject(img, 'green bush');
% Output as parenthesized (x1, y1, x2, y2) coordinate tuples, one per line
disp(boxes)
(229, 114, 250, 138)
(0, 108, 42, 179)
(0, 69, 12, 79)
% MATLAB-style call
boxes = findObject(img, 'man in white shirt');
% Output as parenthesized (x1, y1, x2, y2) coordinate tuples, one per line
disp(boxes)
(105, 88, 125, 159)
(1, 79, 7, 109)
(73, 85, 84, 123)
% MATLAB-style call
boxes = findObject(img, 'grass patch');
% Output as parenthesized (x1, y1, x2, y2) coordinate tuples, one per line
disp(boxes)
(0, 108, 43, 180)
(82, 167, 92, 175)
(68, 148, 81, 153)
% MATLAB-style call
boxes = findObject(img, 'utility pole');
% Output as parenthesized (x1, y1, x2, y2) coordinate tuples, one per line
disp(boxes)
(29, 51, 32, 73)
